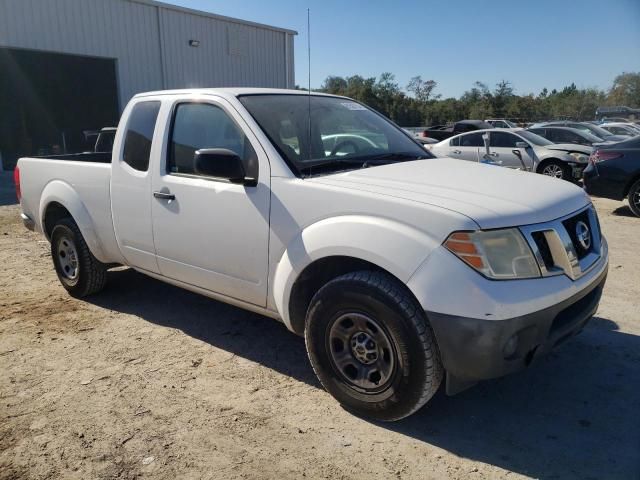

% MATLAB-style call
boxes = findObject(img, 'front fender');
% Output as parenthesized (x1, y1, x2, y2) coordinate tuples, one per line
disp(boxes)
(39, 180, 107, 262)
(271, 215, 441, 331)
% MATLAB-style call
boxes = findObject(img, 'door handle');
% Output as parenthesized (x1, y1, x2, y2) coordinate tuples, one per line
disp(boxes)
(452, 150, 461, 154)
(153, 191, 175, 200)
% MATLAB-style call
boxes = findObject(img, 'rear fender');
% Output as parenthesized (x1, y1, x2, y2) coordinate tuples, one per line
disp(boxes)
(39, 180, 107, 262)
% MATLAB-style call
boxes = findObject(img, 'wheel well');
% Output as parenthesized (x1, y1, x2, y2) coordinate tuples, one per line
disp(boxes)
(536, 158, 565, 173)
(43, 202, 72, 239)
(623, 174, 640, 197)
(288, 256, 401, 336)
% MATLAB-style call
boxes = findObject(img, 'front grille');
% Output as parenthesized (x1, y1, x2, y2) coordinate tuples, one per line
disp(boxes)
(520, 206, 603, 281)
(562, 210, 593, 259)
(531, 231, 554, 270)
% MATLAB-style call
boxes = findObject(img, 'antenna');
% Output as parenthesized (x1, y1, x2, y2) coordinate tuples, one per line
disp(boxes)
(307, 8, 311, 161)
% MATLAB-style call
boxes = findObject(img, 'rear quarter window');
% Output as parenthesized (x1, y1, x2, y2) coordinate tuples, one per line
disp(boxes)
(122, 101, 161, 172)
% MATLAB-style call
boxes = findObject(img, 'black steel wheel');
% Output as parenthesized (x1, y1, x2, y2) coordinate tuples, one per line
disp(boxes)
(51, 217, 106, 297)
(305, 271, 443, 421)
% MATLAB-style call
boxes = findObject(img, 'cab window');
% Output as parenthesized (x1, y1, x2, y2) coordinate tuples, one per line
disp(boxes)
(168, 103, 258, 179)
(122, 101, 161, 172)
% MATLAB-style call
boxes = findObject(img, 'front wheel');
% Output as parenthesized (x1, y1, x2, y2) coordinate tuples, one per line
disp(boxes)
(539, 161, 570, 181)
(51, 218, 107, 297)
(304, 271, 443, 421)
(628, 179, 640, 217)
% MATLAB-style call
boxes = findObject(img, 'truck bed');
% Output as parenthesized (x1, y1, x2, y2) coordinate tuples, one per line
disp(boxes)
(17, 157, 123, 264)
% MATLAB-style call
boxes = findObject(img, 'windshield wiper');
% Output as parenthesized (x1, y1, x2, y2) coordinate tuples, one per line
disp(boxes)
(299, 152, 428, 177)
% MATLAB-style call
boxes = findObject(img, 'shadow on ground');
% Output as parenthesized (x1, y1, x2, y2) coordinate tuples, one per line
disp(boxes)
(90, 268, 640, 480)
(612, 205, 638, 218)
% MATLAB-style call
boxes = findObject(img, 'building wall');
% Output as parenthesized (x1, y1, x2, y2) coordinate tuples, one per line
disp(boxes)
(0, 0, 296, 110)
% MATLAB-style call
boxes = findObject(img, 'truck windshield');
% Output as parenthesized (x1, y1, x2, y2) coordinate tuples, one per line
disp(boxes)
(239, 94, 432, 176)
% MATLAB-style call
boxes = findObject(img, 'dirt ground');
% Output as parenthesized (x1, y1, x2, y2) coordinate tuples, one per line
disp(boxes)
(1, 189, 639, 479)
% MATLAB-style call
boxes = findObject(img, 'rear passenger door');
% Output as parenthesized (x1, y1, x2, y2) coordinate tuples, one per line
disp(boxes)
(111, 100, 162, 273)
(454, 132, 484, 162)
(150, 97, 271, 306)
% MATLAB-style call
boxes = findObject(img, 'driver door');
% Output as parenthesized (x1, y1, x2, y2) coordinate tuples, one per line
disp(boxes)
(150, 97, 271, 306)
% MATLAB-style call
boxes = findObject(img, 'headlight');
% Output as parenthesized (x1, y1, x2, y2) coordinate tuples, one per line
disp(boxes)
(444, 229, 541, 279)
(569, 152, 589, 163)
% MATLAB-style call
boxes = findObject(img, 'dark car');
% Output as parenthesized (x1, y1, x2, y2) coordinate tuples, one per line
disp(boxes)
(421, 120, 493, 141)
(583, 137, 640, 217)
(527, 126, 604, 146)
(536, 121, 629, 143)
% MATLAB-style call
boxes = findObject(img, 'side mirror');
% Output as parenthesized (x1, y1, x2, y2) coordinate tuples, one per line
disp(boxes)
(194, 148, 252, 185)
(515, 141, 528, 149)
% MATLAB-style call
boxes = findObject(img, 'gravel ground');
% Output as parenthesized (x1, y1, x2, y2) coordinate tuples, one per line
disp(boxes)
(1, 190, 639, 480)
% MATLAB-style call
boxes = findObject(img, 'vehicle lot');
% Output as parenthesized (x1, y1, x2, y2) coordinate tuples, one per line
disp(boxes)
(1, 194, 639, 479)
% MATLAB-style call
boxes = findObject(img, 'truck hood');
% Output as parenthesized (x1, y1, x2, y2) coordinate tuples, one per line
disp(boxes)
(308, 158, 590, 229)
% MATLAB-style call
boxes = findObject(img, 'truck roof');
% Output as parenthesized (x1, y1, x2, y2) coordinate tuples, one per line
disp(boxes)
(134, 88, 339, 99)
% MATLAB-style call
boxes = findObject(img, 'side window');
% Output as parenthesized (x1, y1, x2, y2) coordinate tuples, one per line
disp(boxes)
(489, 131, 518, 148)
(529, 128, 544, 138)
(168, 103, 258, 178)
(122, 101, 161, 171)
(449, 136, 460, 147)
(460, 132, 483, 147)
(553, 130, 574, 143)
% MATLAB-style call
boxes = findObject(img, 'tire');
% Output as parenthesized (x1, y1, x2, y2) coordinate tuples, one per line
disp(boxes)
(628, 179, 640, 217)
(50, 217, 107, 298)
(539, 160, 570, 181)
(304, 271, 443, 421)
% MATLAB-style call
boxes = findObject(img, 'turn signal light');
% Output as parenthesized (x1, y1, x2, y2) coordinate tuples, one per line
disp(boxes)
(444, 232, 486, 270)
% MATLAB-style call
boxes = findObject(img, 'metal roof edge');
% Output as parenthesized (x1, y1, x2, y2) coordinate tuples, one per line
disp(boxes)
(128, 0, 298, 35)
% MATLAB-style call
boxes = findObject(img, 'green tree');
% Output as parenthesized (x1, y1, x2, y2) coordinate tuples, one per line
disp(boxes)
(607, 72, 640, 107)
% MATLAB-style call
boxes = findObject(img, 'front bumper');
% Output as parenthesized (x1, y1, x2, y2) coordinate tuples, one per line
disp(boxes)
(427, 264, 608, 395)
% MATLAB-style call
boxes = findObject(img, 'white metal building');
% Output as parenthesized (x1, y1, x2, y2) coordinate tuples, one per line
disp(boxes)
(0, 0, 296, 167)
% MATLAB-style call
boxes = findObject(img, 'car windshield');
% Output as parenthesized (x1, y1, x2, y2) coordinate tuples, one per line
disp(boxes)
(579, 130, 606, 143)
(576, 123, 613, 138)
(238, 94, 432, 176)
(515, 130, 554, 146)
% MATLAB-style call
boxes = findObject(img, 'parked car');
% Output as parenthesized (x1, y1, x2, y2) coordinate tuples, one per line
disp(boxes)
(421, 120, 494, 141)
(430, 128, 591, 181)
(485, 119, 518, 128)
(599, 122, 640, 137)
(599, 117, 633, 124)
(534, 121, 629, 142)
(583, 137, 640, 217)
(527, 126, 606, 146)
(15, 88, 608, 420)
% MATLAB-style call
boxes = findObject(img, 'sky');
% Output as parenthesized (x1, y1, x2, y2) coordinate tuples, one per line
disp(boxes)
(167, 0, 640, 98)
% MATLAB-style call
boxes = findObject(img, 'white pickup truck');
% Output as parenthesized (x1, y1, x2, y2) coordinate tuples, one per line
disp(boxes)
(16, 88, 609, 421)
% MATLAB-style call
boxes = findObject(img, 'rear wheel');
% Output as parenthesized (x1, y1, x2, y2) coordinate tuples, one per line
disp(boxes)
(628, 179, 640, 217)
(540, 160, 570, 181)
(304, 271, 443, 421)
(51, 218, 106, 297)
